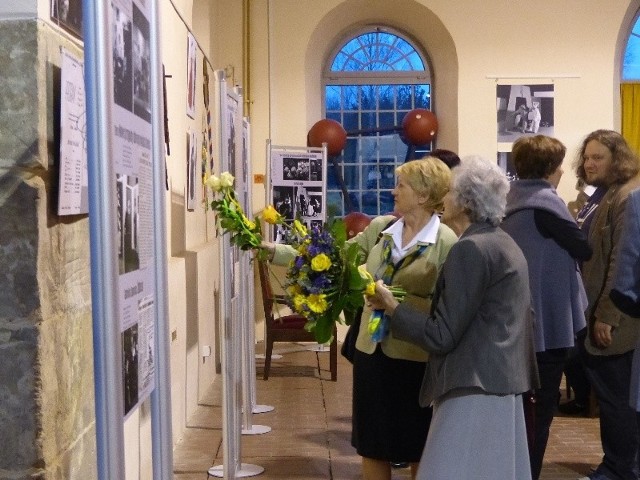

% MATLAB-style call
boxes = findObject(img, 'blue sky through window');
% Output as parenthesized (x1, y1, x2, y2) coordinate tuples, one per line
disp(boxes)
(624, 16, 640, 80)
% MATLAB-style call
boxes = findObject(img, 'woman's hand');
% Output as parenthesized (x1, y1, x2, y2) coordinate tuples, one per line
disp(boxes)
(259, 241, 276, 261)
(367, 280, 399, 314)
(593, 319, 613, 348)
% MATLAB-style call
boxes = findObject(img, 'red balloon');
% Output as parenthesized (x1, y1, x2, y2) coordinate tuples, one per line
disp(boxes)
(307, 119, 347, 156)
(402, 109, 438, 145)
(343, 211, 371, 239)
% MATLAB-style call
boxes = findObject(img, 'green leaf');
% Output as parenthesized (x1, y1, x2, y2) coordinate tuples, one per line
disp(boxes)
(313, 316, 334, 344)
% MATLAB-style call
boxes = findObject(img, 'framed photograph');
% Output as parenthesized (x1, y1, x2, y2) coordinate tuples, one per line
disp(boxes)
(496, 84, 555, 144)
(51, 0, 83, 39)
(132, 4, 151, 122)
(186, 33, 197, 119)
(186, 130, 197, 211)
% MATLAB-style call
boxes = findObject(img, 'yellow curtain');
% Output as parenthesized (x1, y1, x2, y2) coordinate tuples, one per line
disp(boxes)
(621, 83, 640, 155)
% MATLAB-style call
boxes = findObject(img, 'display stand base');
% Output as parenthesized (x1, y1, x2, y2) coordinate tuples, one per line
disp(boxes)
(255, 353, 282, 360)
(253, 404, 275, 414)
(208, 463, 264, 478)
(242, 424, 271, 435)
(307, 344, 329, 352)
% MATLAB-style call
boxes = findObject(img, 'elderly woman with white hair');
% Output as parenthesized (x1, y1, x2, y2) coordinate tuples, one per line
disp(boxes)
(368, 156, 539, 479)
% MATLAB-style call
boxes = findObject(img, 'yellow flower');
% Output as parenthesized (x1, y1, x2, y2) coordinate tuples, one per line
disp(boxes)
(365, 282, 376, 296)
(307, 294, 328, 313)
(287, 284, 302, 296)
(220, 171, 235, 188)
(262, 205, 281, 224)
(293, 294, 307, 311)
(311, 253, 332, 272)
(205, 174, 221, 191)
(242, 213, 256, 230)
(293, 219, 307, 236)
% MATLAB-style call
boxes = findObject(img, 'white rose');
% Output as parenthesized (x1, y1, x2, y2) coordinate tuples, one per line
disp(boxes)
(220, 171, 235, 188)
(205, 174, 221, 191)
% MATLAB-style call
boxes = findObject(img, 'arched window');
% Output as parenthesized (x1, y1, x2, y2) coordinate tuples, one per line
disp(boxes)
(623, 15, 640, 79)
(621, 13, 640, 154)
(323, 27, 432, 217)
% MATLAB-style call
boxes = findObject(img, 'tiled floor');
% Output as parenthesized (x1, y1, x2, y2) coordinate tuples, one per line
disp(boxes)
(173, 343, 603, 479)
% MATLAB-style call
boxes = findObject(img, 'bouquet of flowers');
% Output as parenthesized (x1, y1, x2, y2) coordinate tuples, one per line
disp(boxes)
(282, 219, 376, 344)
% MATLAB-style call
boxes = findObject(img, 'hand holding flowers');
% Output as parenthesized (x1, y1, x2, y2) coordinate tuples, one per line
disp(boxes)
(366, 280, 407, 342)
(206, 171, 283, 252)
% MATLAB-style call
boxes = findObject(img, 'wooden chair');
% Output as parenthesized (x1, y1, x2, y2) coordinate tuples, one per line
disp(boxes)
(257, 259, 337, 381)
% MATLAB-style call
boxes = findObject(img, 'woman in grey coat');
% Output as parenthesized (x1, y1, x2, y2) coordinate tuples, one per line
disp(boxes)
(368, 156, 538, 479)
(501, 135, 591, 480)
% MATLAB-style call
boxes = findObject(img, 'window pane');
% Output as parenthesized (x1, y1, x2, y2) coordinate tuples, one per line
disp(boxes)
(380, 191, 395, 214)
(380, 164, 395, 189)
(343, 86, 359, 110)
(624, 32, 640, 79)
(343, 112, 359, 132)
(326, 111, 341, 123)
(361, 111, 377, 130)
(325, 86, 341, 110)
(362, 192, 378, 215)
(379, 112, 395, 129)
(397, 85, 413, 109)
(326, 163, 339, 189)
(360, 85, 377, 109)
(415, 84, 431, 109)
(379, 85, 394, 109)
(343, 165, 358, 189)
(352, 192, 363, 212)
(327, 191, 344, 216)
(330, 31, 427, 73)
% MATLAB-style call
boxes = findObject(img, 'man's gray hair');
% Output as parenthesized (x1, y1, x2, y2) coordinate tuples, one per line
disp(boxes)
(450, 155, 509, 226)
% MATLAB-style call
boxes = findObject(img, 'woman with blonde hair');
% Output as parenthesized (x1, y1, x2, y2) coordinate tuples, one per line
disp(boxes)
(263, 157, 457, 480)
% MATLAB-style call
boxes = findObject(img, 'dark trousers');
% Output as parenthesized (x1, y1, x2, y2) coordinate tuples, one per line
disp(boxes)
(529, 348, 568, 480)
(581, 343, 639, 480)
(564, 344, 591, 404)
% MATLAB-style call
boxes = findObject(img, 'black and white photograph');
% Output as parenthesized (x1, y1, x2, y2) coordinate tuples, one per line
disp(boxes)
(496, 84, 554, 143)
(132, 4, 151, 122)
(227, 111, 237, 176)
(122, 324, 139, 416)
(112, 2, 133, 112)
(294, 185, 323, 219)
(273, 186, 295, 221)
(283, 157, 311, 181)
(51, 0, 83, 39)
(186, 33, 197, 119)
(116, 173, 140, 274)
(497, 151, 518, 181)
(309, 158, 322, 182)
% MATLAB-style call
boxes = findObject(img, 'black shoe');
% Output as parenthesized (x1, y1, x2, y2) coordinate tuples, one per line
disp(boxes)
(558, 399, 587, 416)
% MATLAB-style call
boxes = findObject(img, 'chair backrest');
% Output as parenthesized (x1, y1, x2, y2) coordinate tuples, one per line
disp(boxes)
(257, 258, 276, 322)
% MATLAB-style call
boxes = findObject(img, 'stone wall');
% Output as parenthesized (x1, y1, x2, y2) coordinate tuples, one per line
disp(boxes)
(0, 19, 96, 479)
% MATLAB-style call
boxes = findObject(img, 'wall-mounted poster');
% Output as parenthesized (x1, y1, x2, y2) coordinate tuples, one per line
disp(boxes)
(51, 0, 83, 39)
(109, 0, 155, 419)
(268, 146, 327, 242)
(497, 151, 518, 181)
(58, 48, 88, 215)
(496, 83, 555, 180)
(186, 33, 197, 119)
(496, 84, 555, 144)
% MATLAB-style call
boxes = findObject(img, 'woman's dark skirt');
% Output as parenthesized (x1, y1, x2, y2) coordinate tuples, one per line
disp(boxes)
(351, 346, 432, 462)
